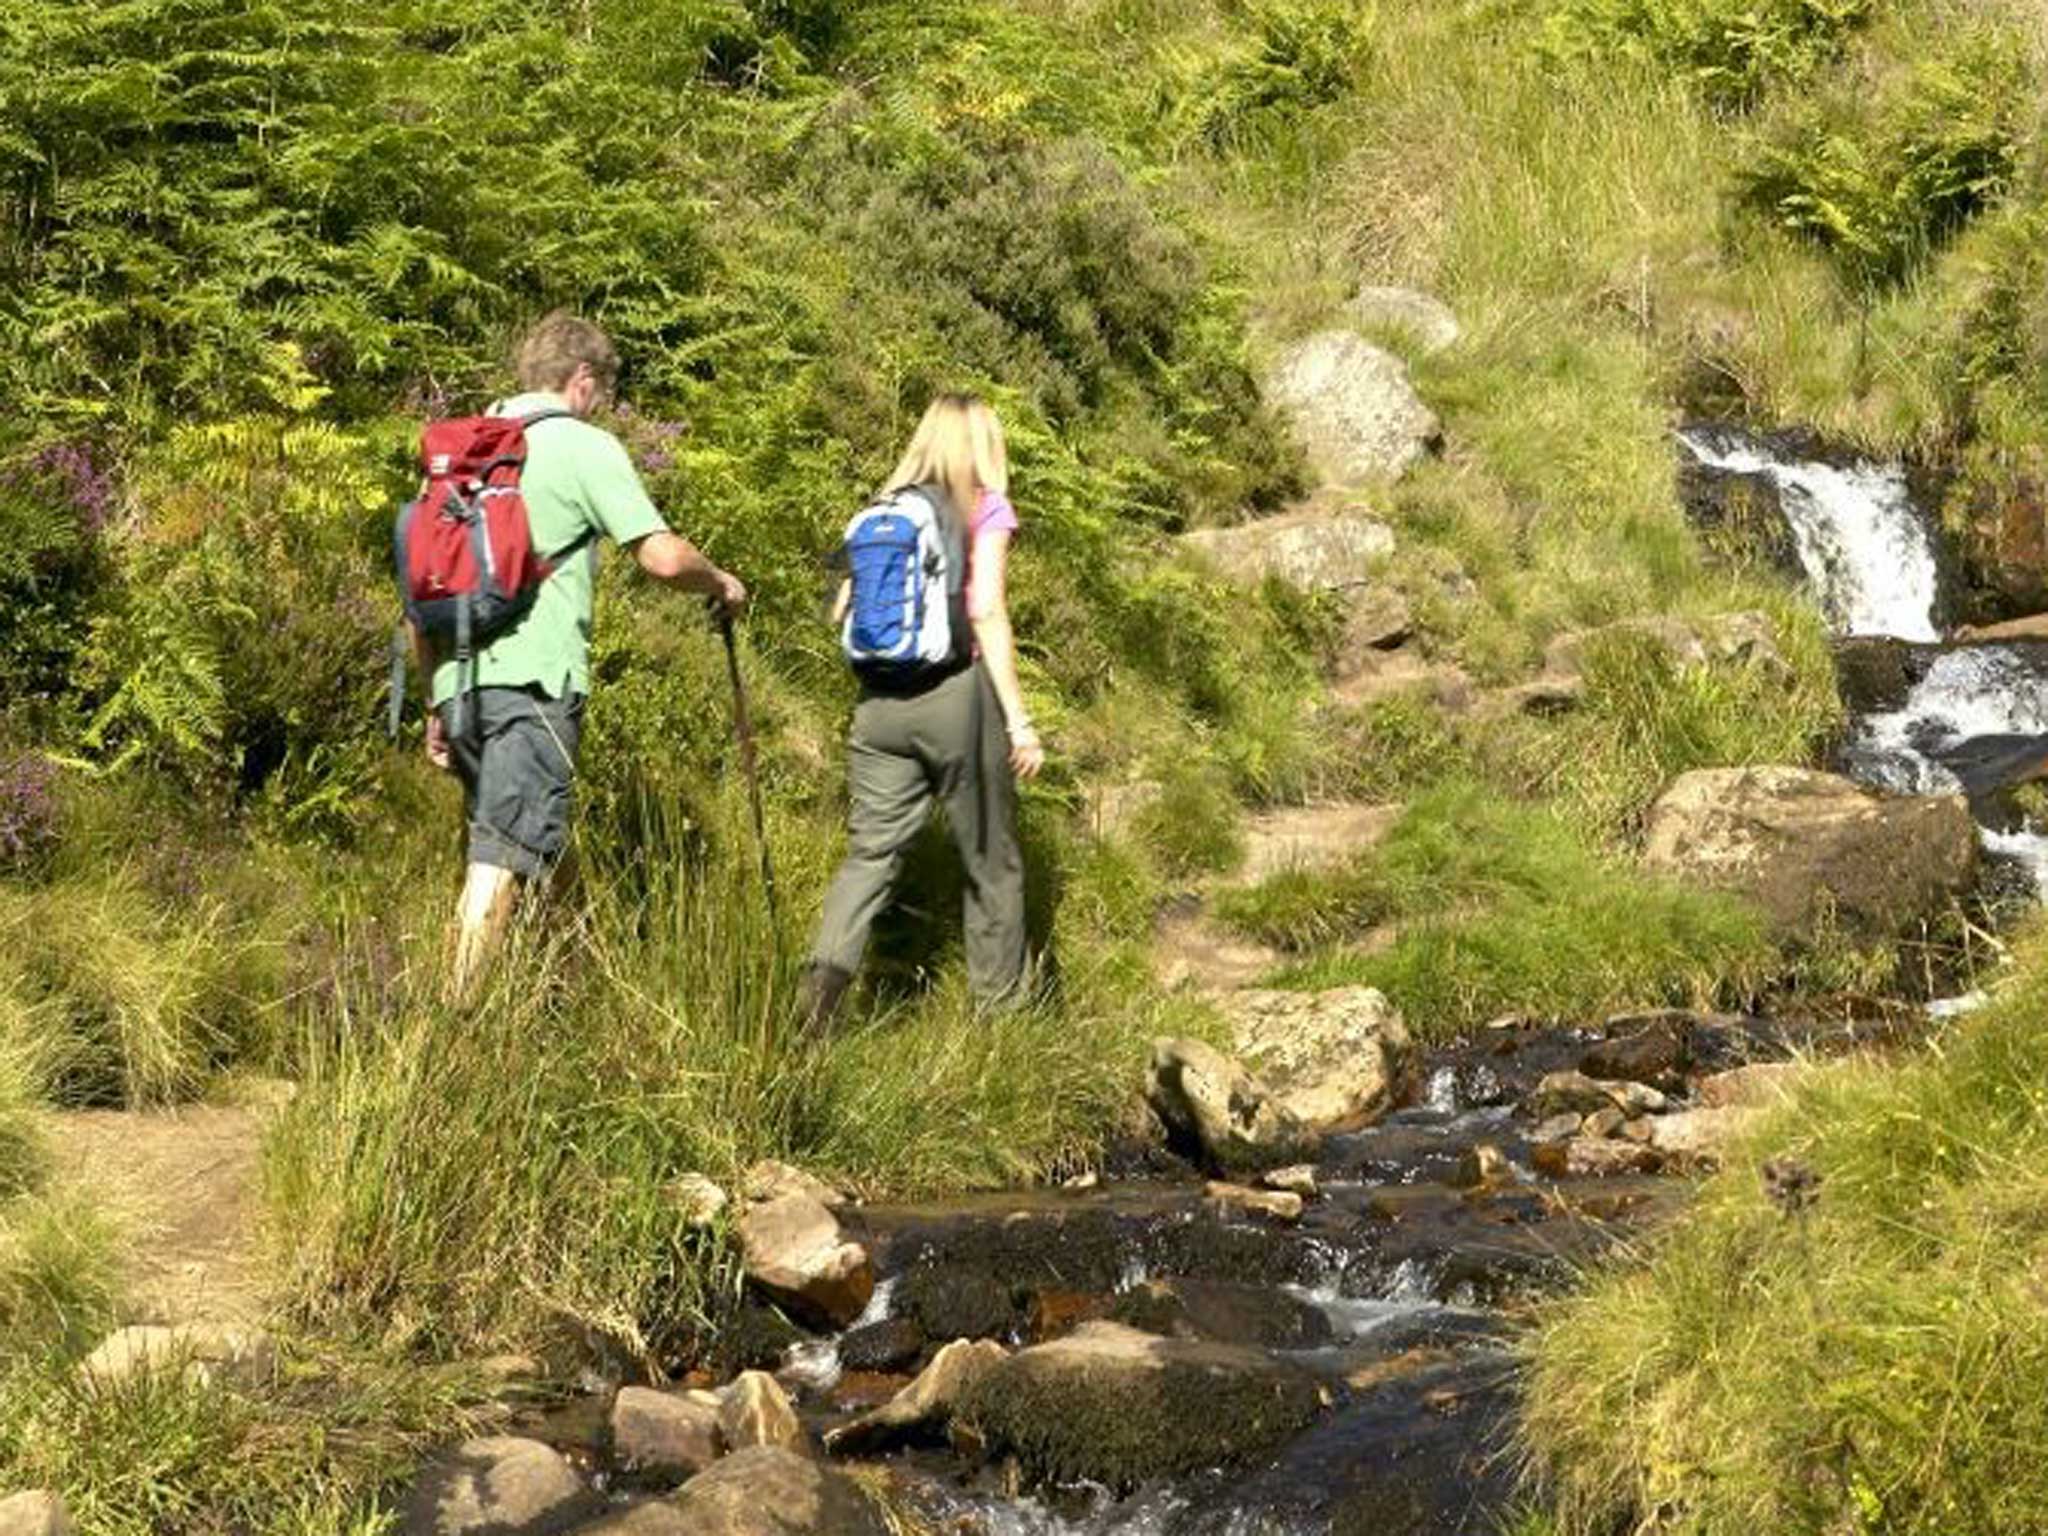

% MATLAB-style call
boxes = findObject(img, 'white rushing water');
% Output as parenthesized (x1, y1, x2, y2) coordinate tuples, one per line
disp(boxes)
(1680, 428, 1942, 641)
(1686, 427, 2048, 899)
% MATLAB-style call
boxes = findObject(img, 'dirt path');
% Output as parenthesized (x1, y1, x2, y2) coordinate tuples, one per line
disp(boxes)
(50, 1100, 270, 1326)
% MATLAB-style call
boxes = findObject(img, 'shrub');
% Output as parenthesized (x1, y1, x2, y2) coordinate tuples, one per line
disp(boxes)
(1170, 1, 1376, 153)
(1541, 0, 1874, 109)
(0, 754, 59, 872)
(1738, 29, 2027, 294)
(0, 440, 114, 713)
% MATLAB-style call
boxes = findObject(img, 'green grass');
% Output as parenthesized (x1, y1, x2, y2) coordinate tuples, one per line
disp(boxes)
(265, 787, 1215, 1362)
(1521, 920, 2048, 1535)
(1248, 784, 1776, 1037)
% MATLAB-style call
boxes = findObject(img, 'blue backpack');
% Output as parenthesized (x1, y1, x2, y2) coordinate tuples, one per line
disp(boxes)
(839, 484, 971, 688)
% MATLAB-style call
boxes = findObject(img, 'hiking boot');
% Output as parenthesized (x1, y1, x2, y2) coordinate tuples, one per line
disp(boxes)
(795, 962, 854, 1039)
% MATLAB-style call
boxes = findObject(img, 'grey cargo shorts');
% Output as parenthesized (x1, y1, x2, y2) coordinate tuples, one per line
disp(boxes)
(440, 686, 584, 878)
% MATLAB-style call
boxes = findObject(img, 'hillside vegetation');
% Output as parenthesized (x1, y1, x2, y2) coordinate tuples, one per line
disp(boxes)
(0, 0, 2045, 1528)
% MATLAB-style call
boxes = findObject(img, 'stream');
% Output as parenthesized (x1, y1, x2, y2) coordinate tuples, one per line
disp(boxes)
(498, 427, 2038, 1536)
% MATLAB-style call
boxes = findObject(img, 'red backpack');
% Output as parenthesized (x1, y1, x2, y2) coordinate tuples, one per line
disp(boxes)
(388, 409, 583, 737)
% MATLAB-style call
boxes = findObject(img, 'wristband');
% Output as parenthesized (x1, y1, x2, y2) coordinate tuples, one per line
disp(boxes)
(1008, 719, 1039, 744)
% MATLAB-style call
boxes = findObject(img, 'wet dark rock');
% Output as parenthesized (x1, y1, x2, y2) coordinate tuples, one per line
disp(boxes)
(1580, 1013, 1691, 1088)
(665, 1446, 889, 1536)
(399, 1436, 596, 1536)
(838, 1316, 925, 1374)
(1109, 1278, 1334, 1351)
(824, 1339, 1009, 1457)
(1173, 1354, 1518, 1536)
(899, 1263, 1016, 1343)
(710, 1303, 804, 1375)
(1833, 637, 1922, 716)
(959, 1321, 1326, 1490)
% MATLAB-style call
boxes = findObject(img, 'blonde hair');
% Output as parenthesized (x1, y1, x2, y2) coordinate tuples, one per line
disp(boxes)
(515, 311, 620, 393)
(885, 394, 1008, 525)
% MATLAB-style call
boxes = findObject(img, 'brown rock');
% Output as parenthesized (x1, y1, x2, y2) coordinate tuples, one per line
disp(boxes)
(735, 1194, 873, 1330)
(576, 1506, 691, 1536)
(1581, 1108, 1626, 1141)
(739, 1160, 846, 1210)
(665, 1174, 729, 1228)
(1642, 766, 1977, 940)
(665, 1446, 889, 1536)
(0, 1492, 71, 1536)
(1580, 1016, 1689, 1086)
(824, 1339, 1009, 1456)
(718, 1371, 804, 1454)
(611, 1387, 722, 1481)
(1697, 1061, 1801, 1109)
(1531, 1139, 1663, 1178)
(1451, 1144, 1513, 1189)
(1204, 1181, 1305, 1222)
(400, 1436, 595, 1536)
(1529, 1112, 1581, 1144)
(1258, 1163, 1319, 1198)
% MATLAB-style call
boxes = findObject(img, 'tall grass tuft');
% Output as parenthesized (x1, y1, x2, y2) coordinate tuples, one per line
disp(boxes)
(1523, 920, 2048, 1534)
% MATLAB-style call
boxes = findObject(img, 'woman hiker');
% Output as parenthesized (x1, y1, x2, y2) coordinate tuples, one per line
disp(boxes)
(797, 394, 1045, 1030)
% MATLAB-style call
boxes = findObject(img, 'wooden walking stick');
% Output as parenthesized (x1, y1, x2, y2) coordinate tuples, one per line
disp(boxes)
(718, 608, 779, 925)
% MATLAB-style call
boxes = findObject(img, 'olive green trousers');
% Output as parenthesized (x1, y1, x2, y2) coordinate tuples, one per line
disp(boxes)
(807, 666, 1028, 1004)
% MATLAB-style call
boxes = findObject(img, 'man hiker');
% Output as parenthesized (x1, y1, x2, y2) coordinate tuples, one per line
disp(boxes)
(409, 312, 747, 999)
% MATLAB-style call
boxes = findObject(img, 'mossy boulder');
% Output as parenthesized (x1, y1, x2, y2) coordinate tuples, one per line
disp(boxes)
(1643, 765, 1977, 940)
(957, 1320, 1325, 1489)
(1108, 1277, 1333, 1351)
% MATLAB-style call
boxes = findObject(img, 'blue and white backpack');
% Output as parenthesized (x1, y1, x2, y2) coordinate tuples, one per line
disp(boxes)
(839, 484, 971, 688)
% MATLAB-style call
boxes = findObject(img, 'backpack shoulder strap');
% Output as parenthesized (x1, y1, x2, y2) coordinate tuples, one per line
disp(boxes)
(518, 408, 576, 429)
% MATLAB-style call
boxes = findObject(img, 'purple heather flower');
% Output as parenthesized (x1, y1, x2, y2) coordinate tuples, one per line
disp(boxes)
(0, 754, 58, 865)
(18, 441, 117, 535)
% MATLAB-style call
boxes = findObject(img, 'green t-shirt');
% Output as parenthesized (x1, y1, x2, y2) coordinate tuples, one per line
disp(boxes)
(430, 391, 669, 705)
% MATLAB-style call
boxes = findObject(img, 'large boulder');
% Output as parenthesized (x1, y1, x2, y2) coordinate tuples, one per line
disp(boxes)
(1181, 509, 1395, 593)
(1642, 766, 1978, 939)
(735, 1193, 873, 1330)
(663, 1446, 889, 1536)
(0, 1492, 70, 1536)
(824, 1338, 1009, 1456)
(400, 1436, 595, 1536)
(1347, 286, 1461, 354)
(1145, 1038, 1311, 1172)
(1264, 331, 1440, 484)
(958, 1321, 1325, 1489)
(1227, 987, 1412, 1133)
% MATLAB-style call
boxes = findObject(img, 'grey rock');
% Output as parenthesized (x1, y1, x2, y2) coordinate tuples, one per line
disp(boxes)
(1183, 510, 1396, 592)
(611, 1386, 722, 1481)
(1146, 1037, 1311, 1172)
(1265, 331, 1441, 485)
(1347, 286, 1462, 354)
(1227, 987, 1412, 1135)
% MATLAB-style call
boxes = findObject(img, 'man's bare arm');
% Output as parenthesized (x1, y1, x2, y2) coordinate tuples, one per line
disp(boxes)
(631, 530, 747, 614)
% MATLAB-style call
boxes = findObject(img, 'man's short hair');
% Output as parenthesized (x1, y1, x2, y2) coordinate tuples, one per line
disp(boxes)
(515, 311, 620, 393)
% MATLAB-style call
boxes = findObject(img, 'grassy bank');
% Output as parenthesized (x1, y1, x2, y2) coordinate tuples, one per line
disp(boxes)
(1522, 921, 2048, 1534)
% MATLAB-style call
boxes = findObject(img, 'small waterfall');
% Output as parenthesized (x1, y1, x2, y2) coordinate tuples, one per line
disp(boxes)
(1683, 426, 2048, 897)
(1680, 428, 1942, 642)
